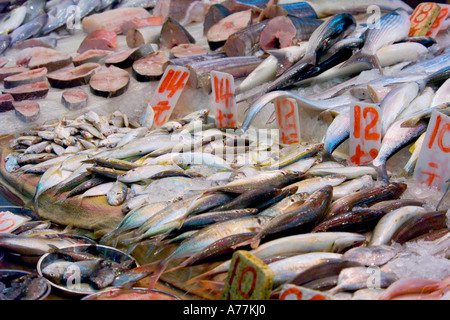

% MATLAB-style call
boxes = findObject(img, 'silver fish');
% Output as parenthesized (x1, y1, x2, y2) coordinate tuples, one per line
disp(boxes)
(106, 180, 128, 206)
(9, 13, 48, 45)
(340, 9, 411, 73)
(0, 6, 27, 35)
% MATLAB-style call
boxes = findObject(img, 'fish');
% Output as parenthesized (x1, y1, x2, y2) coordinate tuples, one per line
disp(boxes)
(295, 0, 413, 18)
(268, 252, 343, 288)
(0, 6, 27, 35)
(209, 187, 282, 212)
(343, 244, 399, 267)
(329, 267, 398, 293)
(332, 175, 374, 200)
(378, 278, 444, 300)
(117, 164, 187, 184)
(340, 9, 411, 73)
(379, 82, 420, 137)
(371, 119, 428, 182)
(307, 166, 377, 180)
(284, 175, 346, 195)
(262, 13, 356, 93)
(77, 29, 117, 54)
(180, 208, 259, 231)
(106, 180, 128, 206)
(0, 233, 95, 256)
(369, 206, 427, 246)
(327, 182, 407, 219)
(401, 133, 426, 177)
(249, 185, 333, 248)
(8, 13, 47, 46)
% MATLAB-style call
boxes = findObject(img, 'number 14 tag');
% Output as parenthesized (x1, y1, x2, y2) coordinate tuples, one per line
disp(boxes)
(349, 103, 381, 166)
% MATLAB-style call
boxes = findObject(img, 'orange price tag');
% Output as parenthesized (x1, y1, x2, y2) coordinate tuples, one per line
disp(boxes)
(149, 65, 190, 128)
(222, 250, 274, 300)
(426, 4, 450, 37)
(349, 103, 381, 166)
(0, 211, 31, 233)
(275, 98, 301, 145)
(211, 71, 238, 128)
(279, 284, 333, 300)
(414, 111, 450, 191)
(409, 2, 441, 37)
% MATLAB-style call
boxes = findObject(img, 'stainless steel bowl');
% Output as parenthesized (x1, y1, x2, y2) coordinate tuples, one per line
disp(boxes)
(0, 269, 51, 300)
(37, 244, 138, 297)
(81, 287, 180, 300)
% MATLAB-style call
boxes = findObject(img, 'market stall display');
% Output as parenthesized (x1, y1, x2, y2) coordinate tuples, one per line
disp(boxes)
(0, 0, 448, 301)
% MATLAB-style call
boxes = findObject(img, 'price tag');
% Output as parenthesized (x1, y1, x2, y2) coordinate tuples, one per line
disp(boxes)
(279, 284, 333, 300)
(409, 2, 441, 37)
(0, 211, 31, 233)
(414, 111, 450, 191)
(211, 71, 238, 128)
(426, 4, 450, 37)
(149, 65, 190, 128)
(275, 98, 301, 145)
(349, 103, 381, 166)
(222, 250, 274, 300)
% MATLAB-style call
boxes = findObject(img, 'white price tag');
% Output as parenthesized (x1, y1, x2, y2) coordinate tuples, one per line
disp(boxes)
(211, 71, 238, 128)
(0, 211, 31, 233)
(275, 98, 301, 145)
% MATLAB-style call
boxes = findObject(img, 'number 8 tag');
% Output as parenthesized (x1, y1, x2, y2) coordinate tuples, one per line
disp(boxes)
(349, 103, 381, 166)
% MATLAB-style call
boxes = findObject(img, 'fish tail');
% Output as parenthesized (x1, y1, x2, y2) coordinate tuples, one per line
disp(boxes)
(147, 260, 169, 291)
(249, 234, 262, 249)
(190, 280, 224, 299)
(340, 50, 383, 75)
(371, 163, 390, 183)
(266, 49, 295, 77)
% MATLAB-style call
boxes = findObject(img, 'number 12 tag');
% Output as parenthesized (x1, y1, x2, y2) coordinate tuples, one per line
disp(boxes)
(349, 103, 381, 166)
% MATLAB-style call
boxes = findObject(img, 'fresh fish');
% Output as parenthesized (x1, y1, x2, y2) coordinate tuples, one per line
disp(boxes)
(237, 43, 308, 93)
(327, 182, 407, 219)
(23, 0, 47, 23)
(390, 210, 448, 245)
(332, 175, 374, 200)
(117, 164, 186, 184)
(240, 91, 355, 132)
(401, 132, 426, 177)
(380, 82, 420, 137)
(269, 252, 343, 288)
(369, 199, 424, 213)
(32, 164, 72, 213)
(106, 180, 128, 206)
(249, 185, 333, 248)
(369, 206, 427, 246)
(295, 0, 413, 18)
(40, 1, 77, 35)
(263, 13, 356, 93)
(321, 107, 350, 158)
(340, 9, 411, 73)
(0, 6, 27, 35)
(285, 175, 346, 195)
(431, 77, 450, 108)
(190, 232, 365, 281)
(312, 208, 387, 234)
(0, 233, 95, 256)
(64, 177, 105, 198)
(371, 119, 428, 181)
(307, 166, 377, 180)
(210, 187, 282, 212)
(9, 13, 47, 45)
(343, 244, 399, 266)
(180, 208, 259, 231)
(0, 34, 10, 54)
(329, 267, 398, 293)
(78, 182, 114, 199)
(207, 170, 306, 194)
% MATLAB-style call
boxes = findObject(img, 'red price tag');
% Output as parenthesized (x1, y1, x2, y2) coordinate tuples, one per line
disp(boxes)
(149, 66, 190, 128)
(279, 284, 332, 300)
(275, 98, 301, 145)
(414, 111, 450, 191)
(211, 71, 238, 128)
(426, 4, 450, 37)
(349, 103, 381, 166)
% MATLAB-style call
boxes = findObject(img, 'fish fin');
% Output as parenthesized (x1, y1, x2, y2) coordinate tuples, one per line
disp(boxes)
(146, 259, 170, 291)
(266, 49, 295, 77)
(189, 280, 224, 299)
(340, 50, 383, 75)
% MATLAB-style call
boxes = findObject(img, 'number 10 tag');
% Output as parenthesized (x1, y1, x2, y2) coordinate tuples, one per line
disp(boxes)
(349, 103, 381, 166)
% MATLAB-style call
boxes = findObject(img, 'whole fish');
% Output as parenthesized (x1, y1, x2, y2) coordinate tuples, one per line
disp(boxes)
(77, 182, 114, 199)
(332, 175, 374, 200)
(32, 164, 72, 213)
(284, 175, 346, 195)
(295, 0, 413, 18)
(40, 1, 77, 35)
(117, 164, 187, 184)
(380, 82, 420, 137)
(9, 13, 48, 45)
(340, 9, 411, 73)
(343, 245, 399, 266)
(264, 13, 356, 92)
(269, 252, 343, 288)
(249, 185, 333, 248)
(329, 266, 398, 293)
(0, 6, 27, 35)
(369, 206, 427, 246)
(189, 232, 365, 282)
(0, 233, 95, 256)
(207, 170, 306, 194)
(106, 180, 128, 206)
(401, 132, 426, 177)
(327, 182, 407, 219)
(371, 119, 428, 181)
(307, 166, 377, 180)
(180, 208, 259, 231)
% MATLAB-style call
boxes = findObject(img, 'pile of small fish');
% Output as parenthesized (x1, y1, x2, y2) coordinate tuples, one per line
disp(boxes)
(0, 271, 49, 300)
(40, 245, 136, 292)
(0, 0, 449, 300)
